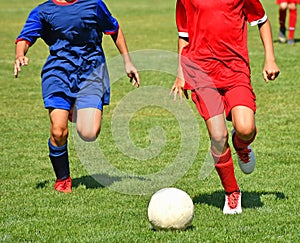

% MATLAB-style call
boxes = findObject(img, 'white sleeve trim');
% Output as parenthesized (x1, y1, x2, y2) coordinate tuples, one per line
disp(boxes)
(178, 31, 189, 38)
(249, 14, 267, 27)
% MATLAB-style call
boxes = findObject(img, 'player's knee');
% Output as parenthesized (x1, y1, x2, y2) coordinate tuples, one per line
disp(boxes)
(210, 129, 228, 147)
(280, 2, 288, 9)
(77, 127, 101, 142)
(288, 3, 296, 10)
(235, 125, 256, 141)
(51, 127, 68, 144)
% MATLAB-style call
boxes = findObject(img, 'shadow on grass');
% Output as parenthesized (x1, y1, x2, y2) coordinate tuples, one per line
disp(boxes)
(36, 173, 148, 190)
(273, 38, 300, 44)
(36, 175, 104, 190)
(150, 225, 195, 232)
(193, 191, 286, 210)
(73, 174, 121, 189)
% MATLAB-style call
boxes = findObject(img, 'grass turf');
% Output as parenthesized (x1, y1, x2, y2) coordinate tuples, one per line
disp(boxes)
(1, 0, 299, 242)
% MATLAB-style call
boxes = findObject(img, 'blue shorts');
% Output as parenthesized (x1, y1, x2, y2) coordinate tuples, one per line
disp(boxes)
(44, 92, 109, 111)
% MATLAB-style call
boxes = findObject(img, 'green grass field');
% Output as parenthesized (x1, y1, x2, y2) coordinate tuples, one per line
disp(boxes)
(1, 0, 300, 242)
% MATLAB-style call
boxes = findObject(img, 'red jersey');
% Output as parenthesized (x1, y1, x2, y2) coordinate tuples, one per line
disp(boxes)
(176, 0, 267, 89)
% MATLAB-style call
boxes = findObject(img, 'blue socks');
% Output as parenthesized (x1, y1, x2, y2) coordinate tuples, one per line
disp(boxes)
(48, 139, 70, 180)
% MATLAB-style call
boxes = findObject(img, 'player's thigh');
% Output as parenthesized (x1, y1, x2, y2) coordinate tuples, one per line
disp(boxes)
(205, 114, 228, 141)
(231, 106, 255, 138)
(49, 108, 69, 130)
(76, 108, 102, 139)
(191, 88, 224, 121)
(224, 83, 256, 121)
(45, 92, 73, 133)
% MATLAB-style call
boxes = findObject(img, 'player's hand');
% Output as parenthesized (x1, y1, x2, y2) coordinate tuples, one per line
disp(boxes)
(170, 76, 188, 102)
(262, 61, 280, 83)
(125, 62, 140, 88)
(14, 55, 29, 78)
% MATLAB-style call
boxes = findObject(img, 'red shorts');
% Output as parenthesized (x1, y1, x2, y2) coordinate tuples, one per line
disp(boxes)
(191, 84, 256, 121)
(276, 0, 300, 4)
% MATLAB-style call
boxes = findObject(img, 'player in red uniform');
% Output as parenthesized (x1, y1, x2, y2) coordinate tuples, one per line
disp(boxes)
(276, 0, 299, 44)
(171, 0, 280, 214)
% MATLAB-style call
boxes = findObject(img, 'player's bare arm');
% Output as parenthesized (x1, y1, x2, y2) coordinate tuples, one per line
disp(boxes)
(14, 40, 30, 78)
(111, 27, 140, 88)
(170, 36, 189, 102)
(258, 19, 280, 82)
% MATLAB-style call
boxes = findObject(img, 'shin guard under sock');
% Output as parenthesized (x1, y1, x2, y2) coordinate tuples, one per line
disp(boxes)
(212, 147, 239, 194)
(48, 139, 70, 180)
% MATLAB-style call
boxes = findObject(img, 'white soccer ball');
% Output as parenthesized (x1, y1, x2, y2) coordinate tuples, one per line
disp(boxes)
(147, 187, 194, 230)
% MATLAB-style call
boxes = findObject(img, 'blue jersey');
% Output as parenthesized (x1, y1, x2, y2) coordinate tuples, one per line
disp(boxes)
(16, 0, 119, 102)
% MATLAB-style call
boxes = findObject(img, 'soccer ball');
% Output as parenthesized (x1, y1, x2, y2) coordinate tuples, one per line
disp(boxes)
(147, 187, 194, 230)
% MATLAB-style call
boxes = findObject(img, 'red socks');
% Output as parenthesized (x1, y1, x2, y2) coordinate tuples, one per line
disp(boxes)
(288, 9, 297, 40)
(233, 130, 256, 150)
(279, 7, 297, 40)
(212, 147, 239, 194)
(212, 131, 257, 193)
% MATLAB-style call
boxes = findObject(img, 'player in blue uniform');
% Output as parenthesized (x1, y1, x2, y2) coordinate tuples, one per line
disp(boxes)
(14, 0, 140, 193)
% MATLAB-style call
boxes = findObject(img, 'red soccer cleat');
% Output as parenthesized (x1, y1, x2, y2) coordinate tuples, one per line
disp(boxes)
(54, 176, 72, 193)
(223, 191, 242, 214)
